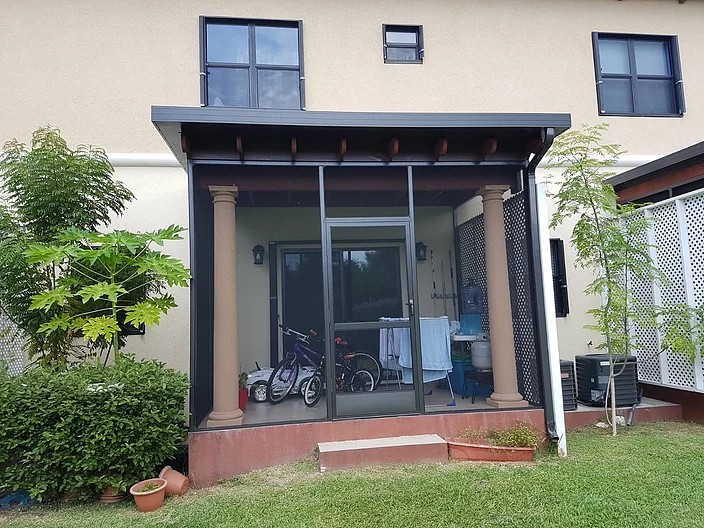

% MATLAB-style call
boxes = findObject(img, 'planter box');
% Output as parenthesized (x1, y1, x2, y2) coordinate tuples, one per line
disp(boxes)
(446, 438, 534, 462)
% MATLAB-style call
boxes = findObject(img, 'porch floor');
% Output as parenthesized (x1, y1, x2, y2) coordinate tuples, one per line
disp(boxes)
(240, 388, 492, 426)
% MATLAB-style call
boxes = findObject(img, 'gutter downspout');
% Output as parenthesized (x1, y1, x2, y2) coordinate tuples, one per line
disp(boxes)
(524, 128, 567, 455)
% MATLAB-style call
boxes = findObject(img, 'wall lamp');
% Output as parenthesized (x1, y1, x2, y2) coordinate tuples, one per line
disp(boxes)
(415, 241, 427, 262)
(252, 244, 265, 265)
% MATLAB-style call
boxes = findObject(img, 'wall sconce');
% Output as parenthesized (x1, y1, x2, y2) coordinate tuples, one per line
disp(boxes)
(415, 241, 427, 262)
(252, 244, 265, 265)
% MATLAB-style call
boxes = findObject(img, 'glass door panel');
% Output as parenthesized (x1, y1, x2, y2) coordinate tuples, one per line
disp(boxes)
(325, 223, 421, 418)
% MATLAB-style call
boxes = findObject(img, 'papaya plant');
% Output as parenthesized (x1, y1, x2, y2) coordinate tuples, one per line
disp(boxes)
(25, 226, 190, 361)
(0, 126, 134, 363)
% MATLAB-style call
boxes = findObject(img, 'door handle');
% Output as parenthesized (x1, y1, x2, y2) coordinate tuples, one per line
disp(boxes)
(407, 299, 414, 317)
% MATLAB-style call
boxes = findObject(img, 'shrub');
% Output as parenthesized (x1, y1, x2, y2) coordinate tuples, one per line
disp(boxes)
(0, 357, 189, 501)
(458, 421, 541, 449)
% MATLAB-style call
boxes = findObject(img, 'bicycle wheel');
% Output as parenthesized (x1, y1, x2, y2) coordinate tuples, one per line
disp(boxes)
(302, 373, 324, 407)
(349, 369, 375, 392)
(349, 352, 381, 388)
(267, 358, 299, 404)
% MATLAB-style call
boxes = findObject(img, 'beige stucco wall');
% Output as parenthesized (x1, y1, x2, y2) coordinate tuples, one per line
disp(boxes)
(2, 0, 704, 157)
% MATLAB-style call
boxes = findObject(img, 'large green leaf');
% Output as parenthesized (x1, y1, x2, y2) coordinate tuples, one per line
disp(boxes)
(76, 282, 127, 304)
(80, 316, 120, 342)
(29, 285, 72, 311)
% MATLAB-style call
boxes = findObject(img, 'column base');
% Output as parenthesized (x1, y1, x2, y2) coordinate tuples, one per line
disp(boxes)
(486, 396, 530, 409)
(207, 408, 244, 428)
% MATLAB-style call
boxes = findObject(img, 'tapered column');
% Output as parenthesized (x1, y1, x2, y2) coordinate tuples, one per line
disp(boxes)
(207, 185, 243, 427)
(479, 185, 529, 408)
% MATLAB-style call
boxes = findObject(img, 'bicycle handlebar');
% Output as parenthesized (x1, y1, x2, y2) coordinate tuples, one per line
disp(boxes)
(279, 325, 312, 341)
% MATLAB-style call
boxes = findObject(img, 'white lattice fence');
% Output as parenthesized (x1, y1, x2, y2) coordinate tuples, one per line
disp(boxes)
(630, 188, 704, 393)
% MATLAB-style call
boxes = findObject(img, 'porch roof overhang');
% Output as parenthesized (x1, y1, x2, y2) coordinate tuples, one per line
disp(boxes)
(152, 106, 570, 168)
(152, 106, 570, 207)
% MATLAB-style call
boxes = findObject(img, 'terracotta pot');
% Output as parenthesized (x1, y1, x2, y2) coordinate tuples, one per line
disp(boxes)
(99, 486, 126, 504)
(446, 438, 535, 462)
(239, 388, 248, 412)
(129, 478, 167, 512)
(159, 466, 189, 496)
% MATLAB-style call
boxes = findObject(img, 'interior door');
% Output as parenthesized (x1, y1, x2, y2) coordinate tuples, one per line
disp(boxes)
(323, 220, 422, 418)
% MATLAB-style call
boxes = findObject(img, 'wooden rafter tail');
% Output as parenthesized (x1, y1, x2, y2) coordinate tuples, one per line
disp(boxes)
(236, 135, 244, 161)
(291, 137, 297, 161)
(339, 137, 347, 162)
(434, 138, 448, 161)
(388, 137, 399, 161)
(481, 137, 498, 160)
(180, 134, 190, 154)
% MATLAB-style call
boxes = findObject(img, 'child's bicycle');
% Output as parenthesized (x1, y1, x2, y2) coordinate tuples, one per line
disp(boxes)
(267, 326, 380, 405)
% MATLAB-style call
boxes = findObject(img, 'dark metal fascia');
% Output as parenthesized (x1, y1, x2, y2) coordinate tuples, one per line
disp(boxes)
(151, 105, 572, 132)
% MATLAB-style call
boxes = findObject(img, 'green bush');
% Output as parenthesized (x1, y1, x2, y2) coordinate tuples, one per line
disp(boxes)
(458, 421, 542, 449)
(0, 357, 189, 500)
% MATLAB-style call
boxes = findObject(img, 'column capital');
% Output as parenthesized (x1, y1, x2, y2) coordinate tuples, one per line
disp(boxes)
(478, 185, 510, 201)
(209, 185, 239, 203)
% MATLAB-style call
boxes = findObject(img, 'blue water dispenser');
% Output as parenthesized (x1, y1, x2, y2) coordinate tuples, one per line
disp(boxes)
(460, 285, 483, 334)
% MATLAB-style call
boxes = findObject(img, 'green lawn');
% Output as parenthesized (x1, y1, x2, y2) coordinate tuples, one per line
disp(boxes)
(2, 422, 703, 528)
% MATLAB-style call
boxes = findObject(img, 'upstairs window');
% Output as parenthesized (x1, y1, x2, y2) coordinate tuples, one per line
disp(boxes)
(383, 25, 424, 63)
(201, 18, 304, 109)
(592, 33, 684, 117)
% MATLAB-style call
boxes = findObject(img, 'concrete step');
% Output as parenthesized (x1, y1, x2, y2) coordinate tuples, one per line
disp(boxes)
(564, 397, 682, 430)
(317, 434, 448, 472)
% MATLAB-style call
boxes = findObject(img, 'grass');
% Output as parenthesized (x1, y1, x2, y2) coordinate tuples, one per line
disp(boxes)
(2, 422, 704, 528)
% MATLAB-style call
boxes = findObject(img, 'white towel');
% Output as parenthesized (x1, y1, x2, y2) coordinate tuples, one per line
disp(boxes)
(379, 317, 452, 383)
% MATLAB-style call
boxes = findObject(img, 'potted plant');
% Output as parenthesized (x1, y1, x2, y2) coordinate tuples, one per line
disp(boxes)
(129, 478, 167, 512)
(99, 485, 126, 504)
(446, 422, 540, 462)
(238, 372, 249, 412)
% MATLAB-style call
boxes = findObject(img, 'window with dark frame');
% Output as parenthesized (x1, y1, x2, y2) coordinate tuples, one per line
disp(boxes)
(550, 239, 569, 318)
(201, 18, 304, 109)
(592, 32, 684, 117)
(383, 25, 424, 63)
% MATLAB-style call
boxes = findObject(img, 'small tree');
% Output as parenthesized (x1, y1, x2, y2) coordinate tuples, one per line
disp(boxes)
(548, 124, 661, 436)
(25, 226, 190, 362)
(0, 127, 134, 362)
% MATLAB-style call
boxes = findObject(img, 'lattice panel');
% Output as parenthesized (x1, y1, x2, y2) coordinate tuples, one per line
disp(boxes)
(456, 213, 489, 333)
(684, 195, 704, 307)
(456, 193, 542, 406)
(0, 312, 25, 376)
(624, 213, 661, 384)
(504, 193, 542, 406)
(652, 202, 686, 306)
(651, 201, 695, 388)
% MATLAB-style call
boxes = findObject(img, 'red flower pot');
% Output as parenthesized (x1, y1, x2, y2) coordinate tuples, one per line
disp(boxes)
(446, 438, 535, 462)
(239, 388, 248, 412)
